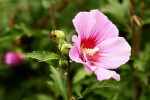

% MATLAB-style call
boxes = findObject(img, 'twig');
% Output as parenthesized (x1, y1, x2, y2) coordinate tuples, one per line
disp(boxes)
(57, 0, 69, 11)
(134, 70, 142, 100)
(33, 16, 50, 28)
(129, 0, 139, 57)
(8, 12, 16, 28)
(56, 0, 73, 12)
(129, 0, 142, 100)
(8, 8, 21, 28)
(50, 0, 56, 30)
(8, 6, 28, 28)
(66, 56, 73, 100)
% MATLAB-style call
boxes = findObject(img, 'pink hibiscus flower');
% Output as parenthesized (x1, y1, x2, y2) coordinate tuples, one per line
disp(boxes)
(69, 9, 131, 81)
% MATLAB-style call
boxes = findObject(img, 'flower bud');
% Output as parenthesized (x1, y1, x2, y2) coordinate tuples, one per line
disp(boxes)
(61, 43, 72, 55)
(4, 51, 24, 67)
(50, 30, 65, 43)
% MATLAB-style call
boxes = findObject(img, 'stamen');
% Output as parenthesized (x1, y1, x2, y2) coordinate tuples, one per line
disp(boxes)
(84, 47, 99, 56)
(81, 44, 84, 49)
(79, 44, 84, 55)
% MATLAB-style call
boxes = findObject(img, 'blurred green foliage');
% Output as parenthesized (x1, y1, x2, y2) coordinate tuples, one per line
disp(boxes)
(0, 0, 150, 100)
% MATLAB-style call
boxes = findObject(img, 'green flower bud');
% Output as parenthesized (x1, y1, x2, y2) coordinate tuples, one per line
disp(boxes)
(50, 30, 65, 43)
(61, 43, 72, 55)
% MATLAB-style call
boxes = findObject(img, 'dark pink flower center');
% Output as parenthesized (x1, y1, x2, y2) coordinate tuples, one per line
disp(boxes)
(81, 38, 96, 48)
(79, 38, 100, 65)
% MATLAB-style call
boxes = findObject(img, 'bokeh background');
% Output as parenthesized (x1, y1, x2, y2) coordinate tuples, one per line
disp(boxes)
(0, 0, 150, 100)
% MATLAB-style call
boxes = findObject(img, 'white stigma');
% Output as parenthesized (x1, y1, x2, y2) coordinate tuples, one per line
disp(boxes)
(84, 47, 99, 56)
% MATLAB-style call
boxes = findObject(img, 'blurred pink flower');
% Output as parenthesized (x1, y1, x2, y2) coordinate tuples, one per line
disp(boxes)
(5, 51, 24, 67)
(69, 9, 131, 81)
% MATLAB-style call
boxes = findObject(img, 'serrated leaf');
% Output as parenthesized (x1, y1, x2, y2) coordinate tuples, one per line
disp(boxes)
(26, 51, 65, 62)
(82, 79, 119, 97)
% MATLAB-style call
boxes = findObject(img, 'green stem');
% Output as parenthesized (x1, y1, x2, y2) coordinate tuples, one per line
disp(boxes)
(66, 56, 73, 100)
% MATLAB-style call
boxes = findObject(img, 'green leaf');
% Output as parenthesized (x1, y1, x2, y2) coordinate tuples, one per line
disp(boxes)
(26, 51, 65, 62)
(138, 73, 148, 85)
(100, 0, 130, 32)
(82, 79, 119, 97)
(0, 23, 50, 42)
(100, 0, 129, 20)
(23, 94, 54, 100)
(133, 44, 150, 71)
(73, 67, 92, 83)
(72, 67, 92, 97)
(143, 9, 150, 25)
(48, 66, 67, 100)
(112, 92, 119, 100)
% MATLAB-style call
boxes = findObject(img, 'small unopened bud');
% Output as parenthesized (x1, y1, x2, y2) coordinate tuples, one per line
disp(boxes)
(4, 51, 24, 67)
(50, 30, 65, 43)
(61, 43, 72, 55)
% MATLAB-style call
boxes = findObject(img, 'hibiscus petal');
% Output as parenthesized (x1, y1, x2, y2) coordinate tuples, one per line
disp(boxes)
(84, 65, 92, 72)
(84, 65, 97, 72)
(89, 9, 119, 43)
(73, 9, 119, 45)
(72, 11, 96, 39)
(72, 35, 81, 50)
(96, 37, 131, 69)
(69, 45, 82, 63)
(94, 67, 120, 81)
